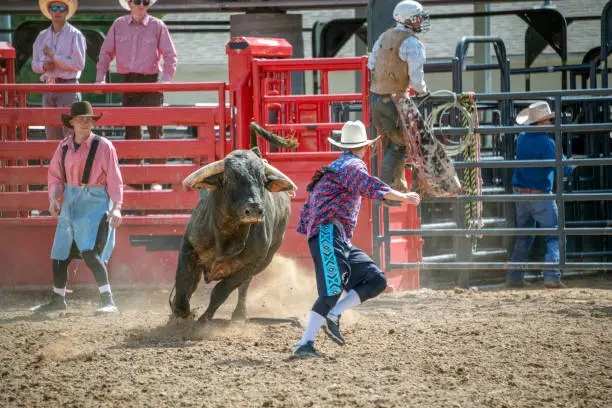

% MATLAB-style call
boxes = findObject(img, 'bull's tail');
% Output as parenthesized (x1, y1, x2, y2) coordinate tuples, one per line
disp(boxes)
(168, 284, 176, 312)
(250, 122, 299, 150)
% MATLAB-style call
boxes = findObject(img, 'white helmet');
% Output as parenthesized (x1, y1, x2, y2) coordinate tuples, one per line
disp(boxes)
(393, 0, 431, 33)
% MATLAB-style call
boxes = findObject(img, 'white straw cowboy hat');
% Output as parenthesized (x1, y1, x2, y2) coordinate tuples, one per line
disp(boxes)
(119, 0, 158, 11)
(328, 120, 380, 149)
(40, 0, 78, 21)
(516, 101, 556, 125)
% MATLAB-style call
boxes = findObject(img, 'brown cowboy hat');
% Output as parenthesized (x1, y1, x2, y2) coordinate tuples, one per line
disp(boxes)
(40, 0, 78, 21)
(61, 101, 103, 128)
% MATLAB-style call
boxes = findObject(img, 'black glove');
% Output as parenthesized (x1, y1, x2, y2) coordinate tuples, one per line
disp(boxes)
(413, 91, 430, 101)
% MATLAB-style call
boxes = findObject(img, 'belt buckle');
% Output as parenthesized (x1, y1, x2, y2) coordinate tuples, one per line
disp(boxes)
(81, 184, 88, 189)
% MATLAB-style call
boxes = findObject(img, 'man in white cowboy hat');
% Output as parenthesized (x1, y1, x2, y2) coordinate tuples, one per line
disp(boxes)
(32, 0, 86, 140)
(291, 120, 420, 358)
(508, 101, 575, 289)
(96, 0, 177, 152)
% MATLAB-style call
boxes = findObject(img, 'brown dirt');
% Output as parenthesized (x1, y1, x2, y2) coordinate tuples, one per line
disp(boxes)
(1, 258, 611, 408)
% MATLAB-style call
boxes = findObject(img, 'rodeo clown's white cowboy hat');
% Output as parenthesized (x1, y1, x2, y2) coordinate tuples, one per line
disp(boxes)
(328, 120, 380, 149)
(39, 0, 78, 21)
(119, 0, 157, 11)
(516, 101, 556, 125)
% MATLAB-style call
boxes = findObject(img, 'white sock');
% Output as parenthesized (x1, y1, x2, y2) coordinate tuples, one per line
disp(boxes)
(53, 286, 66, 297)
(329, 290, 361, 318)
(299, 311, 325, 345)
(98, 284, 111, 294)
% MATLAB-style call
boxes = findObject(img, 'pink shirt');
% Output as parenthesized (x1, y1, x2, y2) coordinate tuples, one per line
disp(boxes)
(32, 23, 86, 82)
(48, 133, 124, 205)
(96, 14, 177, 82)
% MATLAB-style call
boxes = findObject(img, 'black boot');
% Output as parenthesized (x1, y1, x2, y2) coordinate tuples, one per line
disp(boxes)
(31, 293, 67, 313)
(97, 292, 118, 313)
(381, 145, 408, 207)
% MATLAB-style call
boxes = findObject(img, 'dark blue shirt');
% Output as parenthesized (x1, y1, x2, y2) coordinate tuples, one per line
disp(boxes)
(512, 131, 574, 192)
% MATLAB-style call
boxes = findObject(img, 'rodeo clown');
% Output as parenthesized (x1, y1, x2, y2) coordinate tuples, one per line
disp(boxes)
(32, 101, 123, 314)
(292, 120, 420, 358)
(368, 0, 431, 203)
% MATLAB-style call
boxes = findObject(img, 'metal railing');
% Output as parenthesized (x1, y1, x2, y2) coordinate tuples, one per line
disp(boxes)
(376, 88, 612, 286)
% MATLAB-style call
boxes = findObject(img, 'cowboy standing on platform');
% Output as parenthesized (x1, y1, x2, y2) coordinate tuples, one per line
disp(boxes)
(32, 0, 86, 140)
(291, 120, 420, 358)
(368, 0, 430, 201)
(32, 101, 123, 313)
(507, 101, 575, 289)
(96, 0, 177, 152)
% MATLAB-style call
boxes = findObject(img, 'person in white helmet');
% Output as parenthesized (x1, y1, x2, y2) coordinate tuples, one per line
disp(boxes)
(368, 0, 431, 203)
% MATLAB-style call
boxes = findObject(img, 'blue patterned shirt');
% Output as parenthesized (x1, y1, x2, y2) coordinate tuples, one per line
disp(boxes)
(297, 151, 391, 240)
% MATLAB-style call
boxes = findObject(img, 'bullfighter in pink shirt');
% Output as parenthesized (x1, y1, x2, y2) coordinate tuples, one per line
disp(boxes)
(32, 102, 124, 314)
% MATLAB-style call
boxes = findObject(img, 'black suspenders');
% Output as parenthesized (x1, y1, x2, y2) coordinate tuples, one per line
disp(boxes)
(61, 135, 102, 187)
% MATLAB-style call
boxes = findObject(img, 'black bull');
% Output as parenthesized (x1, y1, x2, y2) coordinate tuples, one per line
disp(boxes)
(170, 123, 298, 322)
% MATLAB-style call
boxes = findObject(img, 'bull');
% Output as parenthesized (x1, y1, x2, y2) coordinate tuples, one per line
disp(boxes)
(170, 123, 298, 323)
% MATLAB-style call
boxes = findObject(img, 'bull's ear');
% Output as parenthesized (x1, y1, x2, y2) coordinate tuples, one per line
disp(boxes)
(265, 175, 296, 193)
(191, 173, 223, 190)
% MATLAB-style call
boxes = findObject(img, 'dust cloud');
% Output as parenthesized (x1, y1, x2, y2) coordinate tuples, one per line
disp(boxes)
(247, 255, 317, 319)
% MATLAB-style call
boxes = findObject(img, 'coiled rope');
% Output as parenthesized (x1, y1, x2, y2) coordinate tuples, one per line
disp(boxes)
(407, 90, 483, 239)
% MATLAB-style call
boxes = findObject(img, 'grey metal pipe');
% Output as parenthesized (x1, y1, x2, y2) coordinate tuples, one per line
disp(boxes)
(453, 158, 612, 169)
(390, 262, 612, 270)
(433, 123, 612, 136)
(469, 270, 606, 291)
(423, 193, 612, 203)
(389, 227, 612, 237)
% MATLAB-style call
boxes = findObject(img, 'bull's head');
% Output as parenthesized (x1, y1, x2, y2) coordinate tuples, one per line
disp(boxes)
(183, 149, 297, 223)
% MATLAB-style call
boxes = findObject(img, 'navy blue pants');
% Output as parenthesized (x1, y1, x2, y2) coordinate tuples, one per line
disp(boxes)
(308, 223, 387, 316)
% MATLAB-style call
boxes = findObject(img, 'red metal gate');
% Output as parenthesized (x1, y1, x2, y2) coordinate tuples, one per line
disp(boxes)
(0, 38, 421, 290)
(0, 80, 227, 287)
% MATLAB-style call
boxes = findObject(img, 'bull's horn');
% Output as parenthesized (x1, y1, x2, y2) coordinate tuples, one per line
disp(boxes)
(183, 160, 225, 189)
(264, 162, 298, 191)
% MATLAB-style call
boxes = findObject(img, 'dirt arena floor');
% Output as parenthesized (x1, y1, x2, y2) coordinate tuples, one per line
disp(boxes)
(1, 257, 611, 408)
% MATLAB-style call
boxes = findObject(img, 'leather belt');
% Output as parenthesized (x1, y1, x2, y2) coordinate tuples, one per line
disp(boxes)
(122, 73, 159, 82)
(371, 92, 393, 103)
(513, 187, 547, 194)
(55, 78, 78, 83)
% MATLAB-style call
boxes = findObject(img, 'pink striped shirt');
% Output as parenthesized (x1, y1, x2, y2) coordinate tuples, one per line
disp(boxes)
(96, 14, 177, 82)
(32, 23, 86, 82)
(48, 133, 124, 205)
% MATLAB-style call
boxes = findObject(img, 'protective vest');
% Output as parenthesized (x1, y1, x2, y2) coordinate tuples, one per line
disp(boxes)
(370, 29, 413, 95)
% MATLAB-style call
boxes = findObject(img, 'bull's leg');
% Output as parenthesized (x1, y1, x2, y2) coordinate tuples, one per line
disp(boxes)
(231, 276, 253, 321)
(172, 238, 202, 318)
(198, 270, 249, 323)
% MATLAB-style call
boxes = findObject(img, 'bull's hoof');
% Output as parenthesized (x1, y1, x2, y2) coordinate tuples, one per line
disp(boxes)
(169, 310, 193, 320)
(196, 314, 211, 324)
(170, 297, 192, 319)
(171, 307, 192, 319)
(231, 311, 247, 322)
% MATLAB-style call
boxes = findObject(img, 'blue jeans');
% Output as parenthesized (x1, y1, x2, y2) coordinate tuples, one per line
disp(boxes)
(508, 199, 561, 282)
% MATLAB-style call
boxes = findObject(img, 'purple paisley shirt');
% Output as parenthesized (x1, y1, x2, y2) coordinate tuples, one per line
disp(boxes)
(297, 150, 391, 240)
